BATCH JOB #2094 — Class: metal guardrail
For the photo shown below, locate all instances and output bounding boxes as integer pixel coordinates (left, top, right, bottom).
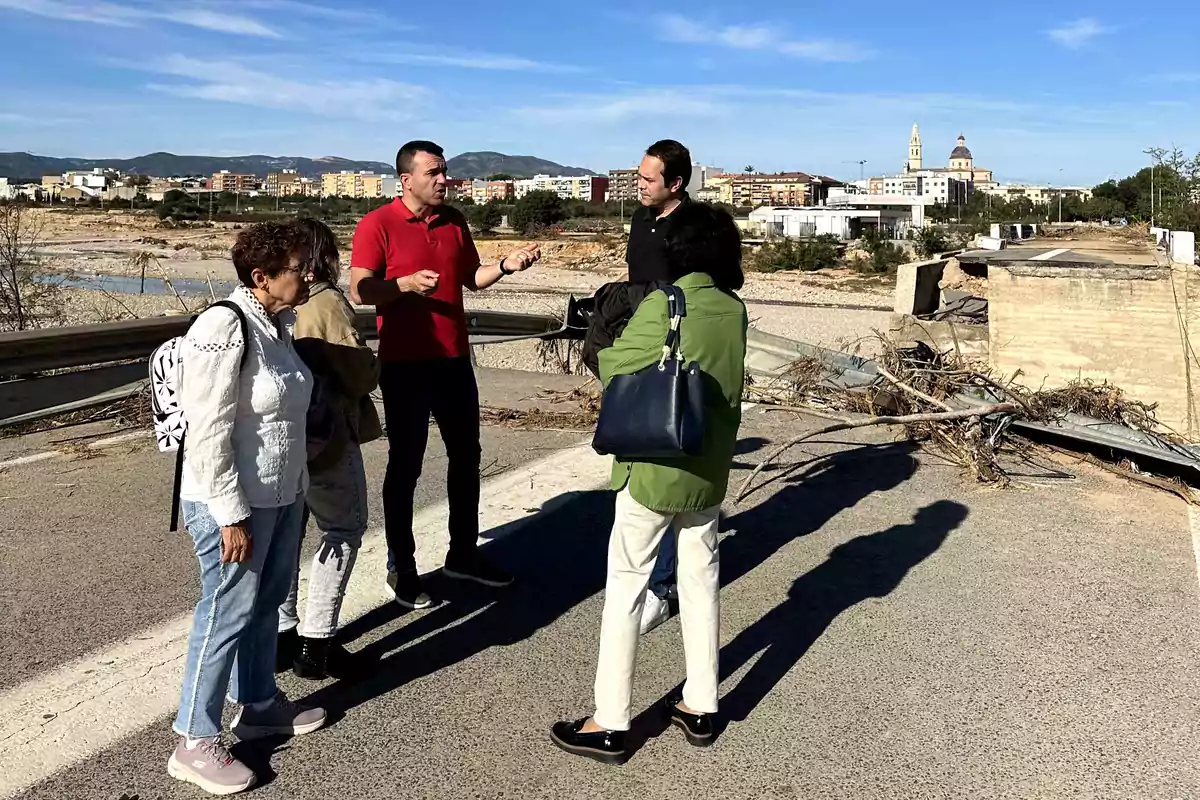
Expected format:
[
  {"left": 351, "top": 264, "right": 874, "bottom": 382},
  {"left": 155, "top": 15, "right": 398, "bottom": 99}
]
[{"left": 0, "top": 304, "right": 585, "bottom": 378}]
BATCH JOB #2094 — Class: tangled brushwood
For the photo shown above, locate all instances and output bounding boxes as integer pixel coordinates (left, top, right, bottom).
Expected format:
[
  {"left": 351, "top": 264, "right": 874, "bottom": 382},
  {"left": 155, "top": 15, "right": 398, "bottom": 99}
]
[
  {"left": 740, "top": 333, "right": 1183, "bottom": 501},
  {"left": 535, "top": 337, "right": 588, "bottom": 375},
  {"left": 480, "top": 386, "right": 600, "bottom": 431}
]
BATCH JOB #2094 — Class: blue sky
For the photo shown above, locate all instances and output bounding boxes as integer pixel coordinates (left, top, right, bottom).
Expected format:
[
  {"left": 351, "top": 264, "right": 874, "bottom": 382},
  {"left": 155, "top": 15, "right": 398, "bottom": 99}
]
[{"left": 0, "top": 0, "right": 1195, "bottom": 186}]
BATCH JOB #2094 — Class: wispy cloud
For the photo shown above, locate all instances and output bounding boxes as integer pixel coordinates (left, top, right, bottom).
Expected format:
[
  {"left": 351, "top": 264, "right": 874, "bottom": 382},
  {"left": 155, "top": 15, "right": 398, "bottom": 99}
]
[
  {"left": 363, "top": 51, "right": 583, "bottom": 73},
  {"left": 237, "top": 0, "right": 408, "bottom": 28},
  {"left": 520, "top": 89, "right": 721, "bottom": 124},
  {"left": 658, "top": 13, "right": 873, "bottom": 63},
  {"left": 0, "top": 0, "right": 281, "bottom": 37},
  {"left": 1047, "top": 17, "right": 1112, "bottom": 49},
  {"left": 1150, "top": 72, "right": 1200, "bottom": 83},
  {"left": 144, "top": 55, "right": 426, "bottom": 121}
]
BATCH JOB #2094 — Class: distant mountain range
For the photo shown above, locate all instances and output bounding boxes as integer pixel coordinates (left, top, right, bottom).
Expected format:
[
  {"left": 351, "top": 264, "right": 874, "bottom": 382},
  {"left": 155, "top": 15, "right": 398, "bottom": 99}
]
[
  {"left": 0, "top": 150, "right": 596, "bottom": 180},
  {"left": 445, "top": 151, "right": 595, "bottom": 179}
]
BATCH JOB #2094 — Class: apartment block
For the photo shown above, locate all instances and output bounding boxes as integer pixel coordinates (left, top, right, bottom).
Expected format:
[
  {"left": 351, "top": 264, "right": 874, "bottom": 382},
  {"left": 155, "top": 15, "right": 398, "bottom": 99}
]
[
  {"left": 977, "top": 183, "right": 1094, "bottom": 205},
  {"left": 321, "top": 171, "right": 392, "bottom": 198},
  {"left": 730, "top": 172, "right": 814, "bottom": 207},
  {"left": 469, "top": 180, "right": 516, "bottom": 204},
  {"left": 607, "top": 169, "right": 638, "bottom": 202},
  {"left": 695, "top": 175, "right": 734, "bottom": 205},
  {"left": 515, "top": 175, "right": 609, "bottom": 202},
  {"left": 265, "top": 169, "right": 315, "bottom": 197},
  {"left": 443, "top": 179, "right": 471, "bottom": 200},
  {"left": 211, "top": 171, "right": 259, "bottom": 193}
]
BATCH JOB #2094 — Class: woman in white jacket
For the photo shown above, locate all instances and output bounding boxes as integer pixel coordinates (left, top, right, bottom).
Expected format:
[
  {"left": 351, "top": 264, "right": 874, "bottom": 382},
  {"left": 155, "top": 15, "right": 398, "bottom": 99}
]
[{"left": 168, "top": 221, "right": 326, "bottom": 796}]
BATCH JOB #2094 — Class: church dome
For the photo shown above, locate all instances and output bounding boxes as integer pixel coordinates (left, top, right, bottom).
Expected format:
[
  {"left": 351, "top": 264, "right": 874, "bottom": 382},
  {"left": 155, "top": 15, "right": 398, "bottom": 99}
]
[{"left": 950, "top": 135, "right": 972, "bottom": 160}]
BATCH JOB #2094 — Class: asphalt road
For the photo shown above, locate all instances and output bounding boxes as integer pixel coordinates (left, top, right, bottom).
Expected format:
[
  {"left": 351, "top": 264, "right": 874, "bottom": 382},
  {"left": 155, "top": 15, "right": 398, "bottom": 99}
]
[{"left": 2, "top": 371, "right": 1199, "bottom": 799}]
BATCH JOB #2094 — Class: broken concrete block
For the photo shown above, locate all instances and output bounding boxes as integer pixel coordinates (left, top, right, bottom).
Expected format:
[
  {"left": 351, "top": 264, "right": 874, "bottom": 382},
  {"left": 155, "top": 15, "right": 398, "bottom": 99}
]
[{"left": 1171, "top": 231, "right": 1196, "bottom": 265}]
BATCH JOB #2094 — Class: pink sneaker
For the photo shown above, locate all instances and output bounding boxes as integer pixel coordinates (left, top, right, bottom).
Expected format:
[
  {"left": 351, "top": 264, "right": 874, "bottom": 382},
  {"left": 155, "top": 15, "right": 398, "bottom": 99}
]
[{"left": 167, "top": 736, "right": 256, "bottom": 796}]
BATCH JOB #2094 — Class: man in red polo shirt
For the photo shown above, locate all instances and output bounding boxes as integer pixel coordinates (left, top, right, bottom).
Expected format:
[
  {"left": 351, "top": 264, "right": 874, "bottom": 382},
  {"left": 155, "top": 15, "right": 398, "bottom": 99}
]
[{"left": 350, "top": 139, "right": 540, "bottom": 608}]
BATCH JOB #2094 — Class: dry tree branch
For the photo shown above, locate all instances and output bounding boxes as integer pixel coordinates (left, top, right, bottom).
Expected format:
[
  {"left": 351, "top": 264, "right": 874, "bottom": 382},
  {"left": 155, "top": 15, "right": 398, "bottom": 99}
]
[
  {"left": 876, "top": 363, "right": 955, "bottom": 412},
  {"left": 735, "top": 403, "right": 1018, "bottom": 503}
]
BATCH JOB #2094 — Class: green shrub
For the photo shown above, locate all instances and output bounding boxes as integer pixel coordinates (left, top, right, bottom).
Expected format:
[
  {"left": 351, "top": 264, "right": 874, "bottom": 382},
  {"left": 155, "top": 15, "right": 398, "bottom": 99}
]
[
  {"left": 750, "top": 234, "right": 841, "bottom": 273},
  {"left": 510, "top": 190, "right": 565, "bottom": 234},
  {"left": 855, "top": 228, "right": 908, "bottom": 274},
  {"left": 914, "top": 226, "right": 950, "bottom": 258}
]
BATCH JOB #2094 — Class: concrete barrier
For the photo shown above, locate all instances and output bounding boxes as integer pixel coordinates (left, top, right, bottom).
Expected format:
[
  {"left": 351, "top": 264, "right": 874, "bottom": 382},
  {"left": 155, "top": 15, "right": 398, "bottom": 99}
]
[
  {"left": 1170, "top": 231, "right": 1196, "bottom": 266},
  {"left": 893, "top": 257, "right": 952, "bottom": 316}
]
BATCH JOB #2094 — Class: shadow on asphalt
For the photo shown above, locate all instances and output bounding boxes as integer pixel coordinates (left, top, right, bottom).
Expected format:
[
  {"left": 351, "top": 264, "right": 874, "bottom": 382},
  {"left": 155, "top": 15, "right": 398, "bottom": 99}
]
[{"left": 293, "top": 440, "right": 936, "bottom": 762}]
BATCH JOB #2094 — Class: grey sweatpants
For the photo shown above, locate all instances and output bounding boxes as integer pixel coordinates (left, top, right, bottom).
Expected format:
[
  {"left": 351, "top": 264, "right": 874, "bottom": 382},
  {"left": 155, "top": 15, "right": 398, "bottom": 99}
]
[{"left": 278, "top": 442, "right": 368, "bottom": 639}]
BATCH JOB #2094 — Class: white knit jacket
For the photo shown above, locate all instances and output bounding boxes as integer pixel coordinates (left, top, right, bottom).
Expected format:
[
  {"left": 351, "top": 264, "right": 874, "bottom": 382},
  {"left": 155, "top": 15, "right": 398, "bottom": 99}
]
[{"left": 179, "top": 286, "right": 312, "bottom": 526}]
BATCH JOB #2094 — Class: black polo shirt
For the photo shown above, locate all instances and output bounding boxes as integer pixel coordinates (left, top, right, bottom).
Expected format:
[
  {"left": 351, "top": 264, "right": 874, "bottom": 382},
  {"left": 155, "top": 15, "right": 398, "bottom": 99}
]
[{"left": 625, "top": 195, "right": 689, "bottom": 284}]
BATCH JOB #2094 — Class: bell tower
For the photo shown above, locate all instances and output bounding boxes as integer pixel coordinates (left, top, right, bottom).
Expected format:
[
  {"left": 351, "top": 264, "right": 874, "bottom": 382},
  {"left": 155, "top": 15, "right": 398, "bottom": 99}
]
[{"left": 907, "top": 123, "right": 923, "bottom": 173}]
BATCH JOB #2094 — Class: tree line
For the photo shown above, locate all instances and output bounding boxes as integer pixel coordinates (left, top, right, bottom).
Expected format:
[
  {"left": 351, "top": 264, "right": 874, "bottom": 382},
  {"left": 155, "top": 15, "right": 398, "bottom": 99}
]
[{"left": 927, "top": 146, "right": 1200, "bottom": 232}]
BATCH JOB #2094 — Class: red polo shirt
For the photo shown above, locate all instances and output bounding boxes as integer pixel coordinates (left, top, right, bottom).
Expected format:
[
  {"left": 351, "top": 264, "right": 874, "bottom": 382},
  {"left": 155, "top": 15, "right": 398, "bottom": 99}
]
[{"left": 350, "top": 199, "right": 480, "bottom": 362}]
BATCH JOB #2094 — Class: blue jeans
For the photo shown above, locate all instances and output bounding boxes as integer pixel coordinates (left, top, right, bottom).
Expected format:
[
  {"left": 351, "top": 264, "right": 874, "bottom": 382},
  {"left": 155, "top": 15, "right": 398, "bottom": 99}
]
[
  {"left": 174, "top": 498, "right": 306, "bottom": 738},
  {"left": 649, "top": 526, "right": 676, "bottom": 599}
]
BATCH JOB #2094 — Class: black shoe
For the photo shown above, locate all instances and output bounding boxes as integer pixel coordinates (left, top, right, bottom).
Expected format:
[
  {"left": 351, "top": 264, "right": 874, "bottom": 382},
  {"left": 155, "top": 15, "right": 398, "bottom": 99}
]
[
  {"left": 293, "top": 636, "right": 356, "bottom": 681},
  {"left": 386, "top": 569, "right": 434, "bottom": 609},
  {"left": 275, "top": 627, "right": 300, "bottom": 674},
  {"left": 550, "top": 718, "right": 628, "bottom": 765},
  {"left": 443, "top": 553, "right": 513, "bottom": 588},
  {"left": 663, "top": 694, "right": 715, "bottom": 747}
]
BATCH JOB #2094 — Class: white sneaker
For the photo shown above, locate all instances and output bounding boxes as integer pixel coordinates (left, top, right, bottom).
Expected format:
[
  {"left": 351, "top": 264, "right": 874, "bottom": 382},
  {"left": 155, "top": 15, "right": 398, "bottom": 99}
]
[{"left": 640, "top": 592, "right": 671, "bottom": 635}]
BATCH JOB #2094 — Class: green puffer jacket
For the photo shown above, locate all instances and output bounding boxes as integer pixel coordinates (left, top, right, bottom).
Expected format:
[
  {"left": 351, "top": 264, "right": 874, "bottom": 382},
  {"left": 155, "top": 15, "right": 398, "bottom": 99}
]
[{"left": 598, "top": 272, "right": 748, "bottom": 512}]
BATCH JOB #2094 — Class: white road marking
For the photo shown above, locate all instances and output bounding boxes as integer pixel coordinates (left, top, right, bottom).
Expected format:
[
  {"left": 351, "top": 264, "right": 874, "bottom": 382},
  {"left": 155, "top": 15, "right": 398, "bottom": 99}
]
[
  {"left": 1188, "top": 500, "right": 1200, "bottom": 600},
  {"left": 0, "top": 431, "right": 150, "bottom": 471},
  {"left": 1030, "top": 248, "right": 1070, "bottom": 262},
  {"left": 0, "top": 440, "right": 611, "bottom": 797}
]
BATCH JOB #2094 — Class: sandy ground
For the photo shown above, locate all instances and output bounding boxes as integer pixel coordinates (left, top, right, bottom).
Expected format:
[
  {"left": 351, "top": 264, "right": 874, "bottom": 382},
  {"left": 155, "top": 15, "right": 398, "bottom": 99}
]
[{"left": 30, "top": 209, "right": 896, "bottom": 371}]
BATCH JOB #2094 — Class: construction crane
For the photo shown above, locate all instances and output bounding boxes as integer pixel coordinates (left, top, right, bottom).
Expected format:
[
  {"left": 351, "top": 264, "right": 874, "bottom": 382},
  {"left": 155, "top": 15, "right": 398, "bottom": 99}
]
[{"left": 843, "top": 159, "right": 868, "bottom": 181}]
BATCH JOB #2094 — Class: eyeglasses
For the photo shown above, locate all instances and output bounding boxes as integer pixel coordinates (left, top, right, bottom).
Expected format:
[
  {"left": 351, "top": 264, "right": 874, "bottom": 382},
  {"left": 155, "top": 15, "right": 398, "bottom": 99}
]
[{"left": 278, "top": 264, "right": 315, "bottom": 283}]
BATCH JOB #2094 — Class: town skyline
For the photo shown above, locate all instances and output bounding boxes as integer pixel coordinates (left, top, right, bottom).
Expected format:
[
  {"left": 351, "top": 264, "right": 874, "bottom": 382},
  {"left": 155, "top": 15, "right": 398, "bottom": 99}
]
[{"left": 0, "top": 0, "right": 1196, "bottom": 186}]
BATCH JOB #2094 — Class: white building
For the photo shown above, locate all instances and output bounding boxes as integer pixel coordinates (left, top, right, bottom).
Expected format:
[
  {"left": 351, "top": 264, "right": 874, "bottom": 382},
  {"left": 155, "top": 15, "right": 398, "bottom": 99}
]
[
  {"left": 881, "top": 172, "right": 967, "bottom": 206},
  {"left": 0, "top": 178, "right": 11, "bottom": 200},
  {"left": 690, "top": 163, "right": 723, "bottom": 192},
  {"left": 513, "top": 174, "right": 604, "bottom": 202},
  {"left": 64, "top": 169, "right": 110, "bottom": 193},
  {"left": 977, "top": 183, "right": 1093, "bottom": 205},
  {"left": 748, "top": 206, "right": 913, "bottom": 241}
]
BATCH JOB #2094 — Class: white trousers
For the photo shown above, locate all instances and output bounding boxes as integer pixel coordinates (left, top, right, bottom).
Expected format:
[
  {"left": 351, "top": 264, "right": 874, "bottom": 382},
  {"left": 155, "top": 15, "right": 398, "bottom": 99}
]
[{"left": 593, "top": 487, "right": 721, "bottom": 732}]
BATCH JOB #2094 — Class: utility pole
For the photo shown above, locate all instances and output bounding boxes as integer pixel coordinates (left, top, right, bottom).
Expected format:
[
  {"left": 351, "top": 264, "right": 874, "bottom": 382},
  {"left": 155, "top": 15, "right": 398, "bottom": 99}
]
[
  {"left": 1058, "top": 168, "right": 1064, "bottom": 224},
  {"left": 1143, "top": 148, "right": 1159, "bottom": 227},
  {"left": 843, "top": 159, "right": 868, "bottom": 182}
]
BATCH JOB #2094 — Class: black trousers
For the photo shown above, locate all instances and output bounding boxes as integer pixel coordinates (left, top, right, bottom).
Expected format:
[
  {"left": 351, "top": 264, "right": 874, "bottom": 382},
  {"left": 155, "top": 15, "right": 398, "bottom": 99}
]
[{"left": 379, "top": 357, "right": 481, "bottom": 574}]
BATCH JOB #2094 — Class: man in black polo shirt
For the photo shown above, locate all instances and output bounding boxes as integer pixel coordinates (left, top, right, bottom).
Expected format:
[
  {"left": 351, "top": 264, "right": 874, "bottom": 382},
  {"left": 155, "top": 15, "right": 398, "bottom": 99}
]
[
  {"left": 622, "top": 139, "right": 693, "bottom": 634},
  {"left": 625, "top": 139, "right": 691, "bottom": 284}
]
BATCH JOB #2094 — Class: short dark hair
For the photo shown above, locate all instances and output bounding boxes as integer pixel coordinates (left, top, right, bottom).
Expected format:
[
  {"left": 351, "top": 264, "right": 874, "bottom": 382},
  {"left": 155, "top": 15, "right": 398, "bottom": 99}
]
[
  {"left": 296, "top": 217, "right": 341, "bottom": 285},
  {"left": 645, "top": 139, "right": 692, "bottom": 193},
  {"left": 664, "top": 202, "right": 744, "bottom": 292},
  {"left": 396, "top": 140, "right": 445, "bottom": 175},
  {"left": 231, "top": 220, "right": 309, "bottom": 288}
]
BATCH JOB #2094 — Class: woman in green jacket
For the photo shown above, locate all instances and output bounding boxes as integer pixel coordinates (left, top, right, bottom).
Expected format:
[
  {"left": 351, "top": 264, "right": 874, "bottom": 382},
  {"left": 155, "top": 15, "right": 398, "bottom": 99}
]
[
  {"left": 552, "top": 202, "right": 748, "bottom": 764},
  {"left": 277, "top": 218, "right": 382, "bottom": 680}
]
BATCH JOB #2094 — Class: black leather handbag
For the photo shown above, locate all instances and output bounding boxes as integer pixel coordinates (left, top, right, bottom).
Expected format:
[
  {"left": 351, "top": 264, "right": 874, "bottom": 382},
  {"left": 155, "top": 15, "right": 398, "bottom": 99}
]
[{"left": 592, "top": 285, "right": 706, "bottom": 459}]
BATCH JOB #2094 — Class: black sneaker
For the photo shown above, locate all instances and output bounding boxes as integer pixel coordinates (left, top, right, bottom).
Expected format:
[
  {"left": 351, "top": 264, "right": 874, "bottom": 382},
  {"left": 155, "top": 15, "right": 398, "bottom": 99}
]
[
  {"left": 385, "top": 569, "right": 434, "bottom": 609},
  {"left": 276, "top": 627, "right": 301, "bottom": 673},
  {"left": 443, "top": 553, "right": 513, "bottom": 588}
]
